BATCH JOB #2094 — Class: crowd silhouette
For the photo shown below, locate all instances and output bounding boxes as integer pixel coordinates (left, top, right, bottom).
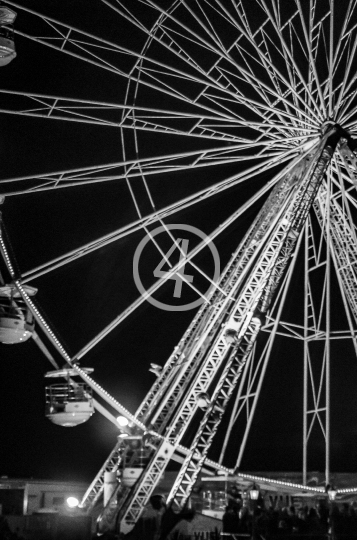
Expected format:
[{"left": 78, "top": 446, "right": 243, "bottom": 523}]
[{"left": 223, "top": 499, "right": 357, "bottom": 539}]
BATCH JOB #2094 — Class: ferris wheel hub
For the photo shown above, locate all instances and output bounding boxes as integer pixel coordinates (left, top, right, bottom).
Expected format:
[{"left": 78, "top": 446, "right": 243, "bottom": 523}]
[{"left": 320, "top": 120, "right": 342, "bottom": 136}]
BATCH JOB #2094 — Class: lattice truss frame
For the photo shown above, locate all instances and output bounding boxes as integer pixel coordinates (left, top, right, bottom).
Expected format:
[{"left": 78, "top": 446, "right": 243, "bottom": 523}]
[
  {"left": 219, "top": 142, "right": 357, "bottom": 486},
  {"left": 75, "top": 131, "right": 357, "bottom": 536}
]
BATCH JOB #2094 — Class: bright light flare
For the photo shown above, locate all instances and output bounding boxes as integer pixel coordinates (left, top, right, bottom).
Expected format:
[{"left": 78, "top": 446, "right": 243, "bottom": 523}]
[
  {"left": 116, "top": 415, "right": 129, "bottom": 427},
  {"left": 66, "top": 497, "right": 79, "bottom": 508}
]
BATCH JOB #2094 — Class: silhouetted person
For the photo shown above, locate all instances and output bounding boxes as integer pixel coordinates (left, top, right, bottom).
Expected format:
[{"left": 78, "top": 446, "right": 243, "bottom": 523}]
[
  {"left": 222, "top": 505, "right": 239, "bottom": 535},
  {"left": 124, "top": 494, "right": 195, "bottom": 540}
]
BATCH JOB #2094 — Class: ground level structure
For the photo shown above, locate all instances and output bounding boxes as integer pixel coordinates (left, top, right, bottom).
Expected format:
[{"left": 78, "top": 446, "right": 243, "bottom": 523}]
[{"left": 2, "top": 472, "right": 357, "bottom": 538}]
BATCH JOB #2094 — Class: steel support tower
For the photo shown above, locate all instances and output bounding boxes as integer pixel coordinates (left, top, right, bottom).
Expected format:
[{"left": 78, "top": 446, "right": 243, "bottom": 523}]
[{"left": 74, "top": 127, "right": 355, "bottom": 536}]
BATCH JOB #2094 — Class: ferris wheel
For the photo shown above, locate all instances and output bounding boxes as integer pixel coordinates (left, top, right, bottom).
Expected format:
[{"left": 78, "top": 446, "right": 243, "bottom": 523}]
[{"left": 1, "top": 0, "right": 357, "bottom": 535}]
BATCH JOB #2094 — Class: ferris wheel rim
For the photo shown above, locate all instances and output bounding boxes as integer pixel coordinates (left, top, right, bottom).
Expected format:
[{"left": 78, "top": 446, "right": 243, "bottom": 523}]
[
  {"left": 0, "top": 1, "right": 355, "bottom": 342},
  {"left": 0, "top": 0, "right": 354, "bottom": 357}
]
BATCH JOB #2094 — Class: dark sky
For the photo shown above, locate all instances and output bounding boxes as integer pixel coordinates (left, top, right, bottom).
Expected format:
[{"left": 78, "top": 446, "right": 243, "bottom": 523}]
[{"left": 0, "top": 0, "right": 357, "bottom": 486}]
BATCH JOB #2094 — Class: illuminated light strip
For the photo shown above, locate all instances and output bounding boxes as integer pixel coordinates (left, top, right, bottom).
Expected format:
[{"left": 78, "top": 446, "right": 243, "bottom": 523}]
[
  {"left": 2, "top": 227, "right": 348, "bottom": 493},
  {"left": 2, "top": 229, "right": 345, "bottom": 492},
  {"left": 13, "top": 279, "right": 357, "bottom": 494},
  {"left": 16, "top": 277, "right": 148, "bottom": 430},
  {"left": 0, "top": 226, "right": 239, "bottom": 467},
  {"left": 0, "top": 229, "right": 246, "bottom": 475},
  {"left": 0, "top": 234, "right": 16, "bottom": 278},
  {"left": 235, "top": 473, "right": 326, "bottom": 493},
  {"left": 0, "top": 222, "right": 148, "bottom": 431},
  {"left": 203, "top": 468, "right": 357, "bottom": 495}
]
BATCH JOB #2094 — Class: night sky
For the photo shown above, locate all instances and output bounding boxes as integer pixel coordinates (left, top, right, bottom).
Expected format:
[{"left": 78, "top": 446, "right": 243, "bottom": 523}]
[{"left": 0, "top": 0, "right": 357, "bottom": 486}]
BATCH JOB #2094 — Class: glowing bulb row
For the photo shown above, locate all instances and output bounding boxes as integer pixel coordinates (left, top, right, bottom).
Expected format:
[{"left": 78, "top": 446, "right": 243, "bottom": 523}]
[
  {"left": 237, "top": 473, "right": 326, "bottom": 493},
  {"left": 16, "top": 280, "right": 71, "bottom": 358},
  {"left": 0, "top": 234, "right": 16, "bottom": 279},
  {"left": 0, "top": 230, "right": 147, "bottom": 432}
]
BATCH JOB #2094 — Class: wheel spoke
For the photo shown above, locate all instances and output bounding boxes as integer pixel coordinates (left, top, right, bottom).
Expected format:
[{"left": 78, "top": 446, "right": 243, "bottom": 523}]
[{"left": 2, "top": 0, "right": 357, "bottom": 495}]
